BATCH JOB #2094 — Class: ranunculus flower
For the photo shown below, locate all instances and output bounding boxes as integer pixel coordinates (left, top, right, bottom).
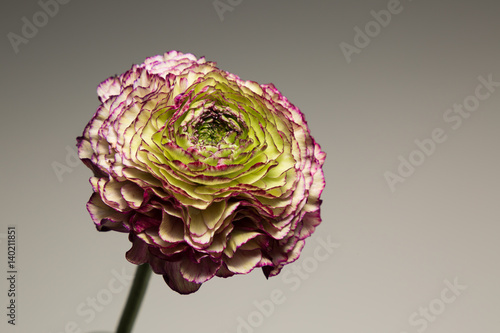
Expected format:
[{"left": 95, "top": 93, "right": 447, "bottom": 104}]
[{"left": 77, "top": 51, "right": 326, "bottom": 294}]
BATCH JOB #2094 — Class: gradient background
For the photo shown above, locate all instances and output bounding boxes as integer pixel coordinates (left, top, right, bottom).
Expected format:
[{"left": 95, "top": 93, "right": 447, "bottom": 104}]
[{"left": 1, "top": 1, "right": 499, "bottom": 332}]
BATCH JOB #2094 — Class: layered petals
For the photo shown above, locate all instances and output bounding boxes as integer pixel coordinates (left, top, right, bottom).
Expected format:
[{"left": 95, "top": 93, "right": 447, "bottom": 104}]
[{"left": 77, "top": 51, "right": 326, "bottom": 294}]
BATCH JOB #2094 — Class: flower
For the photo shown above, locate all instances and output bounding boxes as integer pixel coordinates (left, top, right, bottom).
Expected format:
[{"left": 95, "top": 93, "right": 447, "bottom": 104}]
[{"left": 77, "top": 51, "right": 326, "bottom": 294}]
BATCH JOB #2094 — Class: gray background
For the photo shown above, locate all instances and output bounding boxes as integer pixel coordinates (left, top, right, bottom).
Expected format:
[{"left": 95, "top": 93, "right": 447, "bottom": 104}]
[{"left": 1, "top": 0, "right": 499, "bottom": 332}]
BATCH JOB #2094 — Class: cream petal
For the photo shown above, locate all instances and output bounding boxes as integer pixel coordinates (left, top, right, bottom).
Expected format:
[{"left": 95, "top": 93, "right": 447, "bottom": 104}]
[
  {"left": 97, "top": 77, "right": 121, "bottom": 102},
  {"left": 121, "top": 182, "right": 144, "bottom": 209},
  {"left": 225, "top": 249, "right": 262, "bottom": 274},
  {"left": 224, "top": 229, "right": 261, "bottom": 258},
  {"left": 159, "top": 211, "right": 185, "bottom": 243}
]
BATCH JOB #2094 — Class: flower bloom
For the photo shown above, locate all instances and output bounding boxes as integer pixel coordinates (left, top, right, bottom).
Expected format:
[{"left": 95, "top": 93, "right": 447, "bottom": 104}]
[{"left": 77, "top": 51, "right": 326, "bottom": 294}]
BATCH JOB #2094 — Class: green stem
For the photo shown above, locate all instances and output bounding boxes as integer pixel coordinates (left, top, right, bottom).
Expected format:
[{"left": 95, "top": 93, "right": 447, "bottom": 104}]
[{"left": 116, "top": 264, "right": 152, "bottom": 333}]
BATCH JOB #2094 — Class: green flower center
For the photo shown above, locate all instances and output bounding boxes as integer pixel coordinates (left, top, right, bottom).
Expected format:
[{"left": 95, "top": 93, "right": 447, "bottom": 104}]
[
  {"left": 196, "top": 114, "right": 230, "bottom": 145},
  {"left": 192, "top": 106, "right": 243, "bottom": 147}
]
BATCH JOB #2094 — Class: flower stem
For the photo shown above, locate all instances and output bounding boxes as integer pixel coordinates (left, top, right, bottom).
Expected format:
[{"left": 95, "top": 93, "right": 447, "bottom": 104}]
[{"left": 116, "top": 264, "right": 152, "bottom": 333}]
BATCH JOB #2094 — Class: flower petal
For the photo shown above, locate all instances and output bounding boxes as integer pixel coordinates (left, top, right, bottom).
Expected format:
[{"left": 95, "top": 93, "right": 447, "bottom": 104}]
[{"left": 163, "top": 261, "right": 202, "bottom": 295}]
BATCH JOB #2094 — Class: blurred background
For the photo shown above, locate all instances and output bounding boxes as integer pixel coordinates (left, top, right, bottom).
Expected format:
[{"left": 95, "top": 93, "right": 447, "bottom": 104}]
[{"left": 0, "top": 0, "right": 498, "bottom": 332}]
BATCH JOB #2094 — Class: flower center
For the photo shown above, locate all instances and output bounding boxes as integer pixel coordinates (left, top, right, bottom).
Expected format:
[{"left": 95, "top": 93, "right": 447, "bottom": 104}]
[
  {"left": 192, "top": 106, "right": 242, "bottom": 147},
  {"left": 196, "top": 114, "right": 230, "bottom": 145}
]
